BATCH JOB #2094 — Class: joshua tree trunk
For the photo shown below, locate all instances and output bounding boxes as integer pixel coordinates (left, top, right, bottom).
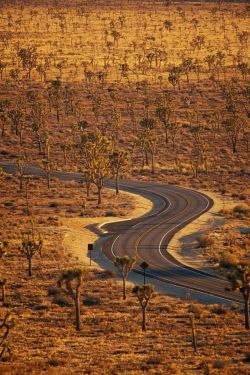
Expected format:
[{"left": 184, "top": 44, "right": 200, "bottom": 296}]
[
  {"left": 244, "top": 293, "right": 249, "bottom": 330},
  {"left": 28, "top": 256, "right": 32, "bottom": 276},
  {"left": 47, "top": 172, "right": 51, "bottom": 189},
  {"left": 151, "top": 152, "right": 155, "bottom": 174},
  {"left": 56, "top": 106, "right": 60, "bottom": 122},
  {"left": 142, "top": 306, "right": 146, "bottom": 331},
  {"left": 115, "top": 173, "right": 119, "bottom": 195},
  {"left": 97, "top": 186, "right": 102, "bottom": 205},
  {"left": 75, "top": 290, "right": 81, "bottom": 331},
  {"left": 25, "top": 179, "right": 30, "bottom": 215},
  {"left": 1, "top": 283, "right": 6, "bottom": 305},
  {"left": 122, "top": 276, "right": 126, "bottom": 300},
  {"left": 86, "top": 180, "right": 90, "bottom": 197}
]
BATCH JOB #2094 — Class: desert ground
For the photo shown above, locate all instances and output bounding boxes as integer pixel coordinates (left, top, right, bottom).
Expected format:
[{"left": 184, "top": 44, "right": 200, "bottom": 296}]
[{"left": 0, "top": 0, "right": 249, "bottom": 373}]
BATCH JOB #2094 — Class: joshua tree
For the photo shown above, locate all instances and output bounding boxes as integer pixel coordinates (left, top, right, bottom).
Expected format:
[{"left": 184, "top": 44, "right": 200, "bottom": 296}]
[
  {"left": 156, "top": 101, "right": 173, "bottom": 145},
  {"left": 110, "top": 150, "right": 128, "bottom": 194},
  {"left": 57, "top": 267, "right": 88, "bottom": 331},
  {"left": 114, "top": 256, "right": 136, "bottom": 300},
  {"left": 189, "top": 314, "right": 197, "bottom": 352},
  {"left": 19, "top": 231, "right": 43, "bottom": 276},
  {"left": 132, "top": 284, "right": 155, "bottom": 331},
  {"left": 81, "top": 132, "right": 112, "bottom": 205},
  {"left": 228, "top": 263, "right": 250, "bottom": 330},
  {"left": 47, "top": 77, "right": 63, "bottom": 122},
  {"left": 0, "top": 311, "right": 16, "bottom": 361},
  {"left": 42, "top": 158, "right": 56, "bottom": 189}
]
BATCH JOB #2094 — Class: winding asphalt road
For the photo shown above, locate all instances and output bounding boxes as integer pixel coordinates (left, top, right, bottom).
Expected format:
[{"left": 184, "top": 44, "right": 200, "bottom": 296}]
[{"left": 0, "top": 162, "right": 241, "bottom": 304}]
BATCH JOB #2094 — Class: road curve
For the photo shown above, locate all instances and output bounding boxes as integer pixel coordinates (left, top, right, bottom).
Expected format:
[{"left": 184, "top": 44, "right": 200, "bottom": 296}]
[{"left": 0, "top": 162, "right": 241, "bottom": 304}]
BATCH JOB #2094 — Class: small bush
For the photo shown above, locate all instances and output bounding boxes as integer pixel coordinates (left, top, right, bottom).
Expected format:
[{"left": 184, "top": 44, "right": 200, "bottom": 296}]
[
  {"left": 49, "top": 201, "right": 59, "bottom": 208},
  {"left": 52, "top": 295, "right": 71, "bottom": 307},
  {"left": 244, "top": 353, "right": 250, "bottom": 363},
  {"left": 210, "top": 304, "right": 228, "bottom": 315},
  {"left": 105, "top": 210, "right": 116, "bottom": 217},
  {"left": 213, "top": 359, "right": 227, "bottom": 369},
  {"left": 233, "top": 204, "right": 249, "bottom": 215},
  {"left": 146, "top": 355, "right": 162, "bottom": 365},
  {"left": 220, "top": 254, "right": 239, "bottom": 268},
  {"left": 97, "top": 269, "right": 116, "bottom": 279},
  {"left": 83, "top": 296, "right": 101, "bottom": 306},
  {"left": 196, "top": 233, "right": 214, "bottom": 248},
  {"left": 47, "top": 286, "right": 61, "bottom": 296},
  {"left": 239, "top": 194, "right": 247, "bottom": 201},
  {"left": 3, "top": 201, "right": 14, "bottom": 207}
]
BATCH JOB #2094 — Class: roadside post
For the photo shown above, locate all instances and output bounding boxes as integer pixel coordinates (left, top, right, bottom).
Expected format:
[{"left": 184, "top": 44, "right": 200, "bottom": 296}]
[
  {"left": 140, "top": 261, "right": 149, "bottom": 285},
  {"left": 88, "top": 243, "right": 94, "bottom": 266}
]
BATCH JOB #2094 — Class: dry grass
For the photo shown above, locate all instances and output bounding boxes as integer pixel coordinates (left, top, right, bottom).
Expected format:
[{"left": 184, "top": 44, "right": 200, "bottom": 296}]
[
  {"left": 0, "top": 1, "right": 249, "bottom": 373},
  {"left": 0, "top": 237, "right": 250, "bottom": 375}
]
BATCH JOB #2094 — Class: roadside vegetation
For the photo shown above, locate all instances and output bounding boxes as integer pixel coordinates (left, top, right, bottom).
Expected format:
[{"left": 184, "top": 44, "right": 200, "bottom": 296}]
[{"left": 0, "top": 0, "right": 249, "bottom": 373}]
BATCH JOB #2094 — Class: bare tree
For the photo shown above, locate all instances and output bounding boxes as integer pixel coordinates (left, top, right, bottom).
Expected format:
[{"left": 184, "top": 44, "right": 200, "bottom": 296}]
[{"left": 58, "top": 267, "right": 88, "bottom": 331}]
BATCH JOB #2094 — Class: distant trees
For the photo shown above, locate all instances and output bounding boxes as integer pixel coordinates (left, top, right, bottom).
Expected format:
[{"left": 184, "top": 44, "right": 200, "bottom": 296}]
[
  {"left": 132, "top": 284, "right": 155, "bottom": 331},
  {"left": 114, "top": 256, "right": 136, "bottom": 300},
  {"left": 58, "top": 267, "right": 88, "bottom": 331},
  {"left": 17, "top": 46, "right": 37, "bottom": 79}
]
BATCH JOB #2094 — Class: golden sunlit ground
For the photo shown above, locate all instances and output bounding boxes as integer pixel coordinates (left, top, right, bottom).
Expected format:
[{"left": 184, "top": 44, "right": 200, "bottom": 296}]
[{"left": 0, "top": 1, "right": 249, "bottom": 373}]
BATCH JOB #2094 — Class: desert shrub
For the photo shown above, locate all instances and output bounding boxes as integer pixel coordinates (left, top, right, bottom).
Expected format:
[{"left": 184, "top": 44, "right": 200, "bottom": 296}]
[
  {"left": 3, "top": 201, "right": 14, "bottom": 207},
  {"left": 220, "top": 254, "right": 239, "bottom": 268},
  {"left": 244, "top": 353, "right": 250, "bottom": 363},
  {"left": 83, "top": 296, "right": 101, "bottom": 306},
  {"left": 96, "top": 269, "right": 116, "bottom": 279},
  {"left": 239, "top": 194, "right": 247, "bottom": 201},
  {"left": 48, "top": 358, "right": 66, "bottom": 367},
  {"left": 49, "top": 202, "right": 59, "bottom": 208},
  {"left": 213, "top": 359, "right": 227, "bottom": 369},
  {"left": 196, "top": 233, "right": 214, "bottom": 248},
  {"left": 105, "top": 210, "right": 116, "bottom": 217},
  {"left": 33, "top": 304, "right": 49, "bottom": 311},
  {"left": 146, "top": 355, "right": 162, "bottom": 365},
  {"left": 52, "top": 294, "right": 71, "bottom": 307},
  {"left": 47, "top": 286, "right": 61, "bottom": 296},
  {"left": 233, "top": 204, "right": 249, "bottom": 216},
  {"left": 210, "top": 304, "right": 228, "bottom": 315}
]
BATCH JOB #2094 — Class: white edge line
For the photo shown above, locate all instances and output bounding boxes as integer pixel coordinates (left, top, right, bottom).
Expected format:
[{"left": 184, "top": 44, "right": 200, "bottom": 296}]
[{"left": 158, "top": 192, "right": 210, "bottom": 273}]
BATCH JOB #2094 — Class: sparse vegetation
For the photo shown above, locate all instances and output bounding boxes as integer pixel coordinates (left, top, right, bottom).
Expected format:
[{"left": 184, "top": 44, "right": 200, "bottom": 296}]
[{"left": 0, "top": 0, "right": 249, "bottom": 373}]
